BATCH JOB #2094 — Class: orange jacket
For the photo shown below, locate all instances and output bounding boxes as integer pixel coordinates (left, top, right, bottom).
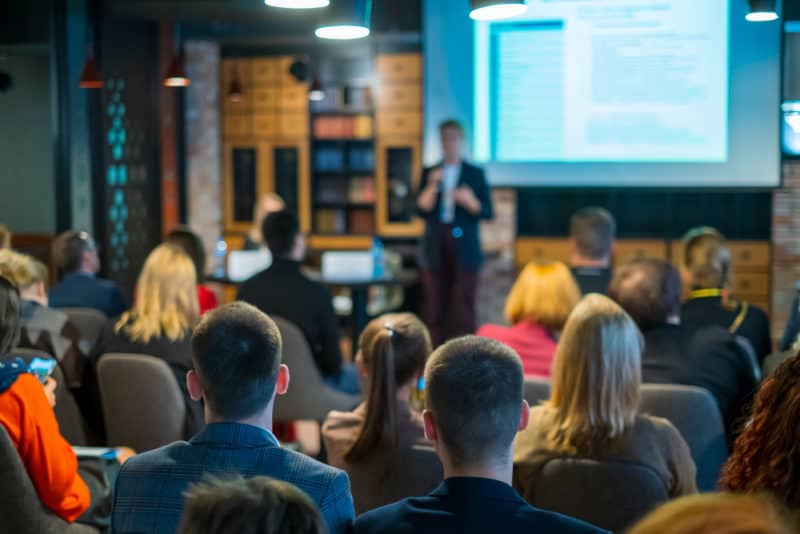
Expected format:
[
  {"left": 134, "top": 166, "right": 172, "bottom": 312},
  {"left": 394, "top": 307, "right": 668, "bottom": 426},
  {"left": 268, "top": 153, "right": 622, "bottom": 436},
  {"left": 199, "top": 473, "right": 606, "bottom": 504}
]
[{"left": 0, "top": 373, "right": 90, "bottom": 522}]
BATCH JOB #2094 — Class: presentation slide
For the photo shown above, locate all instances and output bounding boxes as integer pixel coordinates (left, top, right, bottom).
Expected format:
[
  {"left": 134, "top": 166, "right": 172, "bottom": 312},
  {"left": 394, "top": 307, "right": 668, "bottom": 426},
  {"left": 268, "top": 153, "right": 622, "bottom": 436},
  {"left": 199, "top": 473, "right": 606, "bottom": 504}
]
[{"left": 423, "top": 0, "right": 782, "bottom": 188}]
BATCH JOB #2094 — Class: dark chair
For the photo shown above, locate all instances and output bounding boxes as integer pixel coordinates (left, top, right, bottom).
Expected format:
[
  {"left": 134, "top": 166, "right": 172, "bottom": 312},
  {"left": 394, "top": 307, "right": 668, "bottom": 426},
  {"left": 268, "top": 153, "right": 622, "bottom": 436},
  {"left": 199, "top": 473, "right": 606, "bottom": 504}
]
[
  {"left": 344, "top": 444, "right": 443, "bottom": 515},
  {"left": 523, "top": 377, "right": 550, "bottom": 407},
  {"left": 0, "top": 425, "right": 97, "bottom": 533},
  {"left": 639, "top": 384, "right": 728, "bottom": 492},
  {"left": 61, "top": 308, "right": 107, "bottom": 354},
  {"left": 272, "top": 316, "right": 360, "bottom": 422},
  {"left": 533, "top": 458, "right": 668, "bottom": 533},
  {"left": 97, "top": 353, "right": 187, "bottom": 451},
  {"left": 7, "top": 348, "right": 88, "bottom": 446}
]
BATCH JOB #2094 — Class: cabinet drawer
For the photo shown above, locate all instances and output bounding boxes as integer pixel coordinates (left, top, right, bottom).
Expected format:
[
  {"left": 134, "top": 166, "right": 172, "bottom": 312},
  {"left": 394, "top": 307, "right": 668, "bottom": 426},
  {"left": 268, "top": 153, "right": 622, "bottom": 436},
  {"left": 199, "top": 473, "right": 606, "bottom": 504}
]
[
  {"left": 728, "top": 242, "right": 770, "bottom": 270},
  {"left": 514, "top": 238, "right": 570, "bottom": 269},
  {"left": 251, "top": 58, "right": 280, "bottom": 86},
  {"left": 222, "top": 58, "right": 251, "bottom": 89},
  {"left": 251, "top": 88, "right": 281, "bottom": 111},
  {"left": 223, "top": 115, "right": 252, "bottom": 138},
  {"left": 376, "top": 84, "right": 421, "bottom": 110},
  {"left": 376, "top": 112, "right": 422, "bottom": 136},
  {"left": 281, "top": 86, "right": 308, "bottom": 111},
  {"left": 377, "top": 54, "right": 422, "bottom": 82},
  {"left": 223, "top": 92, "right": 251, "bottom": 113},
  {"left": 280, "top": 113, "right": 309, "bottom": 138},
  {"left": 613, "top": 240, "right": 668, "bottom": 266},
  {"left": 252, "top": 114, "right": 279, "bottom": 138},
  {"left": 731, "top": 272, "right": 769, "bottom": 296}
]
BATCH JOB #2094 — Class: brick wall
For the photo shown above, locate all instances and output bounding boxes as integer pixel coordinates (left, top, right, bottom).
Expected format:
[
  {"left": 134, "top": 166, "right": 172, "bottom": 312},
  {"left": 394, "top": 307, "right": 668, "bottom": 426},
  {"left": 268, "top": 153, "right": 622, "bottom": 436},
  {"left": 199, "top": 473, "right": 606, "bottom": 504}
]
[
  {"left": 772, "top": 161, "right": 800, "bottom": 343},
  {"left": 185, "top": 41, "right": 222, "bottom": 272}
]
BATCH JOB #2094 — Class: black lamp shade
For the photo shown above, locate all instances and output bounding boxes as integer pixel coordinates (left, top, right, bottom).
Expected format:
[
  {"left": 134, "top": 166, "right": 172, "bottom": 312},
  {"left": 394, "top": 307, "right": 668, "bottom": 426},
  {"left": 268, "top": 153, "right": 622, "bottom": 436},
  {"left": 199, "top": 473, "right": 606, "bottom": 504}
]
[
  {"left": 79, "top": 48, "right": 103, "bottom": 89},
  {"left": 164, "top": 54, "right": 190, "bottom": 87},
  {"left": 315, "top": 0, "right": 372, "bottom": 40}
]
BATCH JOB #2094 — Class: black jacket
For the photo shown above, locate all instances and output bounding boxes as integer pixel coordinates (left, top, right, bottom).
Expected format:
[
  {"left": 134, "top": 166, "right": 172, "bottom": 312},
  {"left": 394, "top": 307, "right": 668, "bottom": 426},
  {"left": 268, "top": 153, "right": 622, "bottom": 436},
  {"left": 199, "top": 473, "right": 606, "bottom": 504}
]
[
  {"left": 237, "top": 258, "right": 343, "bottom": 378},
  {"left": 417, "top": 161, "right": 493, "bottom": 271}
]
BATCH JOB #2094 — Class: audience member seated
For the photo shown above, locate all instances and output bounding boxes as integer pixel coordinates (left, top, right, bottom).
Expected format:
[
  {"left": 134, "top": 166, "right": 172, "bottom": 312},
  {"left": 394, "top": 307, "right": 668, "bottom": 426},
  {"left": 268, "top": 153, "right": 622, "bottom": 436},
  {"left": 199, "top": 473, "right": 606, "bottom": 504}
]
[
  {"left": 112, "top": 302, "right": 354, "bottom": 534},
  {"left": 568, "top": 207, "right": 616, "bottom": 295},
  {"left": 0, "top": 224, "right": 10, "bottom": 249},
  {"left": 0, "top": 249, "right": 86, "bottom": 390},
  {"left": 92, "top": 244, "right": 204, "bottom": 437},
  {"left": 514, "top": 294, "right": 697, "bottom": 503},
  {"left": 609, "top": 258, "right": 759, "bottom": 438},
  {"left": 0, "top": 275, "right": 118, "bottom": 528},
  {"left": 238, "top": 210, "right": 359, "bottom": 394},
  {"left": 244, "top": 193, "right": 286, "bottom": 251},
  {"left": 323, "top": 313, "right": 439, "bottom": 510},
  {"left": 720, "top": 352, "right": 800, "bottom": 511},
  {"left": 628, "top": 493, "right": 796, "bottom": 534},
  {"left": 680, "top": 227, "right": 772, "bottom": 363},
  {"left": 353, "top": 335, "right": 607, "bottom": 534},
  {"left": 779, "top": 285, "right": 800, "bottom": 352},
  {"left": 477, "top": 262, "right": 580, "bottom": 378},
  {"left": 49, "top": 230, "right": 129, "bottom": 318},
  {"left": 178, "top": 476, "right": 326, "bottom": 534},
  {"left": 165, "top": 225, "right": 218, "bottom": 314}
]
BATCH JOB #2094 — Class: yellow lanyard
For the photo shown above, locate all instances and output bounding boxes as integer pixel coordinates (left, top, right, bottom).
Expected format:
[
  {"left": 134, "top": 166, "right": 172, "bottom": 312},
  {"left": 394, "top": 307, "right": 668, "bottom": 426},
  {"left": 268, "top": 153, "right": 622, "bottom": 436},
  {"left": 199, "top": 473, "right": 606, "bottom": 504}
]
[{"left": 688, "top": 288, "right": 724, "bottom": 300}]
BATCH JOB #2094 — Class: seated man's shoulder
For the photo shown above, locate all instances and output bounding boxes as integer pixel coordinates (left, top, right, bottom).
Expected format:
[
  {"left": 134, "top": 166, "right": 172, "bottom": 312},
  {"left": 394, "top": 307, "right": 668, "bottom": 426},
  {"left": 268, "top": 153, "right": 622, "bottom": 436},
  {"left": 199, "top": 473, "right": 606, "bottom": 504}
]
[
  {"left": 119, "top": 441, "right": 191, "bottom": 475},
  {"left": 352, "top": 497, "right": 423, "bottom": 533},
  {"left": 279, "top": 445, "right": 349, "bottom": 489},
  {"left": 517, "top": 504, "right": 609, "bottom": 533}
]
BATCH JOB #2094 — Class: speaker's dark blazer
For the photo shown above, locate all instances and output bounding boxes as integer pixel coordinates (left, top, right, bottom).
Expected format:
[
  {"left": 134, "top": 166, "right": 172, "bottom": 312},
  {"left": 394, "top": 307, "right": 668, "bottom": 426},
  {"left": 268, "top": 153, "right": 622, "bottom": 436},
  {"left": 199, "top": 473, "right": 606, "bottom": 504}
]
[{"left": 417, "top": 161, "right": 493, "bottom": 271}]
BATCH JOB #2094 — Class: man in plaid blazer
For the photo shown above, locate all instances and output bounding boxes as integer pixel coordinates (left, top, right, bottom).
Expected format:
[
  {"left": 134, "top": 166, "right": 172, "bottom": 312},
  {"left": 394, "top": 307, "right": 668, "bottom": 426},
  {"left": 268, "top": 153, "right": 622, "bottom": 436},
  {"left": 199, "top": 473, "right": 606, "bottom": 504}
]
[{"left": 111, "top": 302, "right": 355, "bottom": 534}]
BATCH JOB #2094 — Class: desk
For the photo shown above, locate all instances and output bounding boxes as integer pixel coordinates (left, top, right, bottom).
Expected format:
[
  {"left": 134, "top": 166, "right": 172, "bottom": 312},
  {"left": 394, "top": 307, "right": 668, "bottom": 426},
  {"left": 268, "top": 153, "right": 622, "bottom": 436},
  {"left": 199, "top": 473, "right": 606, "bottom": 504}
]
[{"left": 206, "top": 270, "right": 418, "bottom": 349}]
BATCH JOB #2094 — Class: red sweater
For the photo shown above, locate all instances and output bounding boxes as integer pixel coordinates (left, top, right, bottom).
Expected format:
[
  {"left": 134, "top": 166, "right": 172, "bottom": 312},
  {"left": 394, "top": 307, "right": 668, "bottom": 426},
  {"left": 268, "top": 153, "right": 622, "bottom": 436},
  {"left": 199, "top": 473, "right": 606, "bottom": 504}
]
[
  {"left": 477, "top": 320, "right": 558, "bottom": 378},
  {"left": 0, "top": 374, "right": 89, "bottom": 522}
]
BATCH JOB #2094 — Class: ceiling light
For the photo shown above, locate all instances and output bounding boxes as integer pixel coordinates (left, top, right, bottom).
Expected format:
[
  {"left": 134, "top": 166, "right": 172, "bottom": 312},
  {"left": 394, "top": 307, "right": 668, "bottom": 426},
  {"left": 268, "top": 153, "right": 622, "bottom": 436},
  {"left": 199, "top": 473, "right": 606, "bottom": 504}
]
[
  {"left": 163, "top": 24, "right": 190, "bottom": 88},
  {"left": 79, "top": 48, "right": 103, "bottom": 89},
  {"left": 745, "top": 0, "right": 779, "bottom": 22},
  {"left": 470, "top": 0, "right": 528, "bottom": 21},
  {"left": 265, "top": 0, "right": 330, "bottom": 7},
  {"left": 315, "top": 0, "right": 371, "bottom": 40}
]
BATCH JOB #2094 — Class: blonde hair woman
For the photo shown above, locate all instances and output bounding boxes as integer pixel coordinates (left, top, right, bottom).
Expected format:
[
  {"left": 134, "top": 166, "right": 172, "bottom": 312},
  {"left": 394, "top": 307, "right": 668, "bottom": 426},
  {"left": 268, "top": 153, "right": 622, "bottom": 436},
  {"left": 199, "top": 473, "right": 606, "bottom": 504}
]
[
  {"left": 477, "top": 261, "right": 580, "bottom": 378},
  {"left": 244, "top": 193, "right": 285, "bottom": 250},
  {"left": 92, "top": 244, "right": 204, "bottom": 437},
  {"left": 513, "top": 294, "right": 697, "bottom": 505},
  {"left": 680, "top": 226, "right": 771, "bottom": 362},
  {"left": 628, "top": 493, "right": 795, "bottom": 534}
]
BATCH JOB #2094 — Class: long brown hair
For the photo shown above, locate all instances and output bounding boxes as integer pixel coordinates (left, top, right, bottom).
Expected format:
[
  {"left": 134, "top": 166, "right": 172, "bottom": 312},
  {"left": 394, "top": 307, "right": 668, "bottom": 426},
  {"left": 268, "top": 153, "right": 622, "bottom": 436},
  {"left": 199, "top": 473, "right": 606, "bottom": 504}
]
[
  {"left": 345, "top": 313, "right": 431, "bottom": 464},
  {"left": 719, "top": 352, "right": 800, "bottom": 508}
]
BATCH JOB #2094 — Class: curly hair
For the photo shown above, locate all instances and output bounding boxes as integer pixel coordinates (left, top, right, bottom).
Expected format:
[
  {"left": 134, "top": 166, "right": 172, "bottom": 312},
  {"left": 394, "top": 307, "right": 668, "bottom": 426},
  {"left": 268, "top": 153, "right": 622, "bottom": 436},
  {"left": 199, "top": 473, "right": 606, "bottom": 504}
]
[{"left": 719, "top": 351, "right": 800, "bottom": 508}]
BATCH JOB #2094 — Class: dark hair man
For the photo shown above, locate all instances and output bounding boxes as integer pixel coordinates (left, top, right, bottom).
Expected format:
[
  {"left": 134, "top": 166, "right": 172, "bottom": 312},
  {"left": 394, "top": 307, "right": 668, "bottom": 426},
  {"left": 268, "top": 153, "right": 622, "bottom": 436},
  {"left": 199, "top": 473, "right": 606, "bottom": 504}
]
[
  {"left": 112, "top": 302, "right": 355, "bottom": 534},
  {"left": 568, "top": 207, "right": 616, "bottom": 295},
  {"left": 417, "top": 120, "right": 494, "bottom": 346},
  {"left": 237, "top": 210, "right": 359, "bottom": 394},
  {"left": 353, "top": 336, "right": 607, "bottom": 534},
  {"left": 609, "top": 258, "right": 759, "bottom": 444},
  {"left": 48, "top": 230, "right": 128, "bottom": 317}
]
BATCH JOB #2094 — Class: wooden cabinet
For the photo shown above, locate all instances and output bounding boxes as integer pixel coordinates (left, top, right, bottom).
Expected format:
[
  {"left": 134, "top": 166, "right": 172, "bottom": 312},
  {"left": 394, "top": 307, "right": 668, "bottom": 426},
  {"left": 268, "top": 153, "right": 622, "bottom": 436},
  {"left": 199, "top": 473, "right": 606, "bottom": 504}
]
[
  {"left": 377, "top": 53, "right": 422, "bottom": 82},
  {"left": 613, "top": 240, "right": 668, "bottom": 266},
  {"left": 514, "top": 238, "right": 571, "bottom": 270},
  {"left": 376, "top": 138, "right": 424, "bottom": 237}
]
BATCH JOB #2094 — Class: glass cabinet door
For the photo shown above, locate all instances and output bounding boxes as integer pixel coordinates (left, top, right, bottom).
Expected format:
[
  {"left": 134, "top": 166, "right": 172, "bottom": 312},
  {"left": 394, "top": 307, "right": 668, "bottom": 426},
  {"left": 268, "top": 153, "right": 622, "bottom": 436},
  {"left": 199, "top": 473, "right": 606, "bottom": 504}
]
[{"left": 376, "top": 138, "right": 423, "bottom": 236}]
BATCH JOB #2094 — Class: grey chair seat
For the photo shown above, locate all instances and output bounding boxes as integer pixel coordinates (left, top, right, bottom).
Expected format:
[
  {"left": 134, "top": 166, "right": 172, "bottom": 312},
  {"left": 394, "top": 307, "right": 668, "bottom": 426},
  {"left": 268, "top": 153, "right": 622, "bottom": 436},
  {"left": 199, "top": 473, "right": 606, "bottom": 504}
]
[
  {"left": 344, "top": 444, "right": 443, "bottom": 515},
  {"left": 61, "top": 308, "right": 108, "bottom": 354},
  {"left": 0, "top": 425, "right": 97, "bottom": 533},
  {"left": 523, "top": 379, "right": 728, "bottom": 492},
  {"left": 272, "top": 316, "right": 360, "bottom": 422},
  {"left": 533, "top": 458, "right": 668, "bottom": 533},
  {"left": 97, "top": 353, "right": 187, "bottom": 452}
]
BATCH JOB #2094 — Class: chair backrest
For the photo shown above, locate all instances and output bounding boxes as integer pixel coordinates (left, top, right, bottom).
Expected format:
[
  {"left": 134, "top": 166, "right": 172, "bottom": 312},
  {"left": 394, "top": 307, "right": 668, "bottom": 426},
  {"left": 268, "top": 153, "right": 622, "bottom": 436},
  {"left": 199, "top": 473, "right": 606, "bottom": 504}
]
[
  {"left": 272, "top": 316, "right": 360, "bottom": 422},
  {"left": 533, "top": 458, "right": 668, "bottom": 532},
  {"left": 523, "top": 378, "right": 551, "bottom": 407},
  {"left": 97, "top": 353, "right": 187, "bottom": 452},
  {"left": 60, "top": 308, "right": 107, "bottom": 354},
  {"left": 640, "top": 384, "right": 728, "bottom": 492},
  {"left": 6, "top": 349, "right": 88, "bottom": 446},
  {"left": 344, "top": 444, "right": 443, "bottom": 515},
  {"left": 0, "top": 425, "right": 97, "bottom": 533}
]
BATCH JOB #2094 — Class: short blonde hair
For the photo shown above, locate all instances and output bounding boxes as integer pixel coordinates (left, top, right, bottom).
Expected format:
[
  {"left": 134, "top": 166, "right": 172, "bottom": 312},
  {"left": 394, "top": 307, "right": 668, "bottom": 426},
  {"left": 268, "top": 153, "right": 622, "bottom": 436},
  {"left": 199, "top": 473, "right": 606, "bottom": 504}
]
[
  {"left": 504, "top": 262, "right": 581, "bottom": 329},
  {"left": 549, "top": 294, "right": 642, "bottom": 452},
  {"left": 117, "top": 244, "right": 199, "bottom": 343},
  {"left": 682, "top": 227, "right": 731, "bottom": 289},
  {"left": 628, "top": 493, "right": 796, "bottom": 534},
  {"left": 0, "top": 249, "right": 48, "bottom": 290}
]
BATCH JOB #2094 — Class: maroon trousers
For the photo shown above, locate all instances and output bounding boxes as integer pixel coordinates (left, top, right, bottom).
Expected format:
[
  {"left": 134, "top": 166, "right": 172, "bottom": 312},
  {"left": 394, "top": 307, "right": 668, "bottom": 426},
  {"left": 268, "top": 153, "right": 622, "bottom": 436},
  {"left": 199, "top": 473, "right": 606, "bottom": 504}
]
[{"left": 422, "top": 227, "right": 479, "bottom": 347}]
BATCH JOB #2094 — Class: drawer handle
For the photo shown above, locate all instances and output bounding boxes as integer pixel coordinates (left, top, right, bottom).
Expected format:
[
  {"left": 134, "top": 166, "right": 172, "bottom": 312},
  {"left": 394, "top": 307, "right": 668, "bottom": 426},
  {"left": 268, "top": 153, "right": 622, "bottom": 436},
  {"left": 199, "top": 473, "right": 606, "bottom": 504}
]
[{"left": 741, "top": 251, "right": 751, "bottom": 260}]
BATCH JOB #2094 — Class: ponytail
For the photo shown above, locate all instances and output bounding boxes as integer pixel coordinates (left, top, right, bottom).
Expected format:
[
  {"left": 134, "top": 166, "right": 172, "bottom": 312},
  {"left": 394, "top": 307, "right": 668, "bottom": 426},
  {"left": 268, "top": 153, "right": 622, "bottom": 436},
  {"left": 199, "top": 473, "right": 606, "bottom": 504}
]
[{"left": 345, "top": 325, "right": 398, "bottom": 464}]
